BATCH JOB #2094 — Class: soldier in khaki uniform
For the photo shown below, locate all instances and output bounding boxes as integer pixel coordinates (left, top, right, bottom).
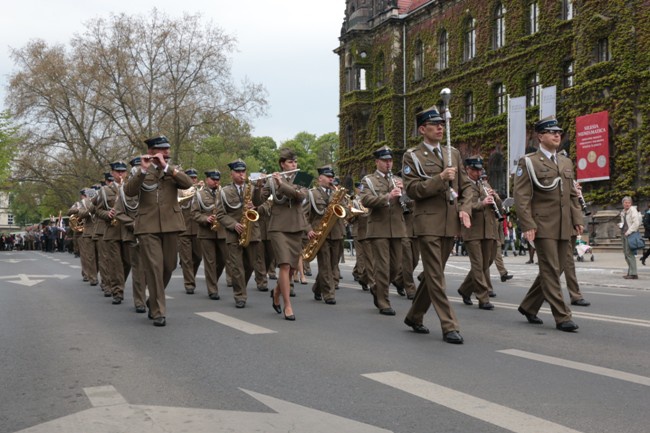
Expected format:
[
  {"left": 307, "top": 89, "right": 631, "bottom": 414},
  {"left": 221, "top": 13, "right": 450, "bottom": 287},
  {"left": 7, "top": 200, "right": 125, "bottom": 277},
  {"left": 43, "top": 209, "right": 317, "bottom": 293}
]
[
  {"left": 360, "top": 146, "right": 407, "bottom": 316},
  {"left": 77, "top": 186, "right": 100, "bottom": 286},
  {"left": 307, "top": 165, "right": 345, "bottom": 305},
  {"left": 350, "top": 183, "right": 373, "bottom": 291},
  {"left": 123, "top": 136, "right": 193, "bottom": 327},
  {"left": 457, "top": 157, "right": 501, "bottom": 310},
  {"left": 401, "top": 107, "right": 473, "bottom": 344},
  {"left": 192, "top": 170, "right": 228, "bottom": 300},
  {"left": 67, "top": 189, "right": 89, "bottom": 281},
  {"left": 254, "top": 199, "right": 274, "bottom": 291},
  {"left": 514, "top": 116, "right": 583, "bottom": 332},
  {"left": 216, "top": 159, "right": 263, "bottom": 308},
  {"left": 92, "top": 174, "right": 114, "bottom": 297},
  {"left": 95, "top": 161, "right": 131, "bottom": 305},
  {"left": 178, "top": 168, "right": 203, "bottom": 295},
  {"left": 392, "top": 175, "right": 418, "bottom": 300}
]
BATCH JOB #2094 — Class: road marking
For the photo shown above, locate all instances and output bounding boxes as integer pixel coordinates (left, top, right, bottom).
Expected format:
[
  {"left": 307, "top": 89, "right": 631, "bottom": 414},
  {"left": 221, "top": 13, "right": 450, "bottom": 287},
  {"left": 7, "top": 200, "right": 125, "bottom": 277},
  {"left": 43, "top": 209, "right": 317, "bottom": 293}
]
[
  {"left": 84, "top": 385, "right": 128, "bottom": 406},
  {"left": 363, "top": 371, "right": 583, "bottom": 433},
  {"left": 581, "top": 291, "right": 633, "bottom": 297},
  {"left": 196, "top": 311, "right": 277, "bottom": 335},
  {"left": 498, "top": 349, "right": 650, "bottom": 387}
]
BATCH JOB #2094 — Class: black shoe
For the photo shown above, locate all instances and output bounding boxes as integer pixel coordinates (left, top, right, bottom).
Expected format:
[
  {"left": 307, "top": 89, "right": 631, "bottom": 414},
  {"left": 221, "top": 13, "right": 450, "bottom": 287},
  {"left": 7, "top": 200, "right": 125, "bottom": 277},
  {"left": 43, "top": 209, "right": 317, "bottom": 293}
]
[
  {"left": 325, "top": 299, "right": 336, "bottom": 305},
  {"left": 185, "top": 289, "right": 195, "bottom": 295},
  {"left": 458, "top": 289, "right": 473, "bottom": 305},
  {"left": 268, "top": 274, "right": 277, "bottom": 280},
  {"left": 82, "top": 277, "right": 89, "bottom": 282},
  {"left": 478, "top": 302, "right": 494, "bottom": 310},
  {"left": 379, "top": 307, "right": 396, "bottom": 316},
  {"left": 90, "top": 281, "right": 98, "bottom": 286},
  {"left": 500, "top": 273, "right": 513, "bottom": 282},
  {"left": 314, "top": 293, "right": 323, "bottom": 301},
  {"left": 209, "top": 293, "right": 220, "bottom": 300},
  {"left": 525, "top": 260, "right": 534, "bottom": 264},
  {"left": 488, "top": 291, "right": 497, "bottom": 298},
  {"left": 360, "top": 282, "right": 369, "bottom": 291},
  {"left": 289, "top": 288, "right": 296, "bottom": 297},
  {"left": 305, "top": 271, "right": 312, "bottom": 276},
  {"left": 153, "top": 317, "right": 166, "bottom": 327},
  {"left": 393, "top": 282, "right": 406, "bottom": 297},
  {"left": 272, "top": 302, "right": 282, "bottom": 314},
  {"left": 146, "top": 299, "right": 153, "bottom": 320},
  {"left": 135, "top": 306, "right": 146, "bottom": 314},
  {"left": 556, "top": 320, "right": 579, "bottom": 332},
  {"left": 407, "top": 293, "right": 415, "bottom": 300},
  {"left": 104, "top": 292, "right": 112, "bottom": 297},
  {"left": 518, "top": 306, "right": 543, "bottom": 324},
  {"left": 258, "top": 286, "right": 269, "bottom": 292},
  {"left": 571, "top": 298, "right": 591, "bottom": 307},
  {"left": 227, "top": 282, "right": 233, "bottom": 287},
  {"left": 235, "top": 300, "right": 246, "bottom": 308},
  {"left": 404, "top": 317, "right": 430, "bottom": 334},
  {"left": 112, "top": 297, "right": 123, "bottom": 305},
  {"left": 443, "top": 331, "right": 464, "bottom": 344},
  {"left": 641, "top": 257, "right": 646, "bottom": 266},
  {"left": 284, "top": 311, "right": 296, "bottom": 321}
]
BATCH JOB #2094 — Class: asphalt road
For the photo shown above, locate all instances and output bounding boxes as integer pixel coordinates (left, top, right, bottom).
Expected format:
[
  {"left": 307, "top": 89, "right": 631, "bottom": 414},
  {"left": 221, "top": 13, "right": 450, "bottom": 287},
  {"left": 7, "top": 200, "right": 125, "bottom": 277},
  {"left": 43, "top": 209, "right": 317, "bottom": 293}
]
[{"left": 1, "top": 249, "right": 649, "bottom": 433}]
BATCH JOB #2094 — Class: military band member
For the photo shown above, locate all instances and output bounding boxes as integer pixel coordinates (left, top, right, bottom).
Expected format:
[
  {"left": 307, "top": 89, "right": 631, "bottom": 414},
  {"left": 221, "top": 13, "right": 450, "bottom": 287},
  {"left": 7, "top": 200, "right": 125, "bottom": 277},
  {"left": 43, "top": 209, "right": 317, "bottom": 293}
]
[
  {"left": 456, "top": 157, "right": 500, "bottom": 310},
  {"left": 95, "top": 161, "right": 131, "bottom": 305},
  {"left": 514, "top": 116, "right": 583, "bottom": 332},
  {"left": 216, "top": 159, "right": 263, "bottom": 308},
  {"left": 255, "top": 147, "right": 308, "bottom": 321},
  {"left": 393, "top": 172, "right": 418, "bottom": 300},
  {"left": 402, "top": 107, "right": 473, "bottom": 344},
  {"left": 192, "top": 169, "right": 228, "bottom": 300},
  {"left": 123, "top": 136, "right": 193, "bottom": 327},
  {"left": 350, "top": 182, "right": 373, "bottom": 292},
  {"left": 307, "top": 165, "right": 344, "bottom": 305},
  {"left": 77, "top": 186, "right": 100, "bottom": 286},
  {"left": 178, "top": 168, "right": 203, "bottom": 295},
  {"left": 360, "top": 146, "right": 408, "bottom": 316},
  {"left": 67, "top": 190, "right": 89, "bottom": 281},
  {"left": 92, "top": 172, "right": 115, "bottom": 297},
  {"left": 254, "top": 198, "right": 274, "bottom": 291}
]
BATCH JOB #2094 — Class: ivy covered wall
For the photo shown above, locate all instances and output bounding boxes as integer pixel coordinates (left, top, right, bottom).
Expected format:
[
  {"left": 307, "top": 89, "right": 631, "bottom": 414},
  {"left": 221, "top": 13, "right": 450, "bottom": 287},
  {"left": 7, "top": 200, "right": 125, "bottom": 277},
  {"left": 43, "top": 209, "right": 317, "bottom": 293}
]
[{"left": 336, "top": 0, "right": 650, "bottom": 205}]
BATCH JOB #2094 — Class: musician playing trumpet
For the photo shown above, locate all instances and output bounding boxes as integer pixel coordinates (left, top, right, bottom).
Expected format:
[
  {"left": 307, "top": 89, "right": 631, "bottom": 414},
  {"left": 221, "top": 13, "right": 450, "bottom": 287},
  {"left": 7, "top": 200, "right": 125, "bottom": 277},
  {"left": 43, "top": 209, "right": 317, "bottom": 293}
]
[
  {"left": 216, "top": 159, "right": 263, "bottom": 309},
  {"left": 177, "top": 169, "right": 203, "bottom": 295}
]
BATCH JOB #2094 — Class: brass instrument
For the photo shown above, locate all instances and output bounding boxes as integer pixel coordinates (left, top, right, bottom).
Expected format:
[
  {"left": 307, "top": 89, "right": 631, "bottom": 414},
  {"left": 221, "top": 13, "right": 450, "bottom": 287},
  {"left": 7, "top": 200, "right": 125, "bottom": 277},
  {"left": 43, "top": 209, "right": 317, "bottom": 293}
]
[
  {"left": 238, "top": 182, "right": 260, "bottom": 248},
  {"left": 210, "top": 187, "right": 221, "bottom": 232},
  {"left": 345, "top": 194, "right": 368, "bottom": 220},
  {"left": 302, "top": 185, "right": 347, "bottom": 262},
  {"left": 69, "top": 214, "right": 84, "bottom": 233},
  {"left": 178, "top": 185, "right": 197, "bottom": 204}
]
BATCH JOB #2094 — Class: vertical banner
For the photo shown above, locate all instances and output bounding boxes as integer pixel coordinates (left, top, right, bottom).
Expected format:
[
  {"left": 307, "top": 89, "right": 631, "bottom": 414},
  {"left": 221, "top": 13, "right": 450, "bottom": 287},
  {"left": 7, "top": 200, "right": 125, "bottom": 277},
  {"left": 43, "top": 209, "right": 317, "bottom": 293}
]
[
  {"left": 508, "top": 96, "right": 527, "bottom": 175},
  {"left": 576, "top": 111, "right": 610, "bottom": 182},
  {"left": 540, "top": 85, "right": 557, "bottom": 119}
]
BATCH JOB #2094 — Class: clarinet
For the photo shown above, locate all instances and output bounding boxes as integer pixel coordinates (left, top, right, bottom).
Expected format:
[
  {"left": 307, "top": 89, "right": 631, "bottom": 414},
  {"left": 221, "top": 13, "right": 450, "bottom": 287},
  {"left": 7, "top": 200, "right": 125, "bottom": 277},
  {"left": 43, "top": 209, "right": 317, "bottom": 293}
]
[
  {"left": 573, "top": 181, "right": 591, "bottom": 215},
  {"left": 480, "top": 178, "right": 504, "bottom": 221},
  {"left": 387, "top": 172, "right": 410, "bottom": 214}
]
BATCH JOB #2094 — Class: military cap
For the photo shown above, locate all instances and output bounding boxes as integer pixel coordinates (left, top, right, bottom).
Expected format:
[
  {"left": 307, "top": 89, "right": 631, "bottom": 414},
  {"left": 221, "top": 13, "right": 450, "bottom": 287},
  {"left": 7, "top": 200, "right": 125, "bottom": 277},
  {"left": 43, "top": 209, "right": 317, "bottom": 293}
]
[
  {"left": 317, "top": 165, "right": 335, "bottom": 177},
  {"left": 185, "top": 168, "right": 198, "bottom": 177},
  {"left": 92, "top": 184, "right": 102, "bottom": 190},
  {"left": 416, "top": 106, "right": 444, "bottom": 127},
  {"left": 104, "top": 172, "right": 114, "bottom": 181},
  {"left": 204, "top": 169, "right": 221, "bottom": 180},
  {"left": 278, "top": 147, "right": 297, "bottom": 161},
  {"left": 79, "top": 189, "right": 87, "bottom": 196},
  {"left": 227, "top": 159, "right": 247, "bottom": 172},
  {"left": 354, "top": 182, "right": 362, "bottom": 188},
  {"left": 373, "top": 145, "right": 393, "bottom": 160},
  {"left": 129, "top": 156, "right": 141, "bottom": 167},
  {"left": 110, "top": 160, "right": 128, "bottom": 171},
  {"left": 464, "top": 157, "right": 484, "bottom": 170},
  {"left": 534, "top": 115, "right": 563, "bottom": 133},
  {"left": 144, "top": 135, "right": 171, "bottom": 149}
]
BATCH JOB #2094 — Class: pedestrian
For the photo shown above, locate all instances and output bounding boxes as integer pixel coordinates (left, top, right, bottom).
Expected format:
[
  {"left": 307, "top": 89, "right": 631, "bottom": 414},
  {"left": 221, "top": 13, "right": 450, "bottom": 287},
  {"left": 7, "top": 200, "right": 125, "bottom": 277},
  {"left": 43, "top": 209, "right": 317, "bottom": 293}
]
[
  {"left": 640, "top": 203, "right": 650, "bottom": 266},
  {"left": 503, "top": 220, "right": 517, "bottom": 256},
  {"left": 619, "top": 196, "right": 641, "bottom": 279}
]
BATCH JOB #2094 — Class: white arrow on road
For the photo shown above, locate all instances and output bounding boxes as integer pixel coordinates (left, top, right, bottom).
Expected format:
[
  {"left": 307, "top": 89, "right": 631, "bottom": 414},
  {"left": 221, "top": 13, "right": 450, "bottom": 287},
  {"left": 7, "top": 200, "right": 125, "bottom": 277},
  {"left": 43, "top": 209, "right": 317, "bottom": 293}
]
[
  {"left": 0, "top": 274, "right": 68, "bottom": 287},
  {"left": 0, "top": 259, "right": 37, "bottom": 263},
  {"left": 16, "top": 385, "right": 392, "bottom": 433}
]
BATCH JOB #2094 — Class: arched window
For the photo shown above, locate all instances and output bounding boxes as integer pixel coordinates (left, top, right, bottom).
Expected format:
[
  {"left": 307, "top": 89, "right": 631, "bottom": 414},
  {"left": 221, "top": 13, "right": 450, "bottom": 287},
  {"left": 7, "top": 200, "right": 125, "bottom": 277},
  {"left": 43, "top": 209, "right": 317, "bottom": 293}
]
[
  {"left": 493, "top": 3, "right": 506, "bottom": 49},
  {"left": 463, "top": 17, "right": 476, "bottom": 61},
  {"left": 438, "top": 29, "right": 448, "bottom": 70},
  {"left": 414, "top": 39, "right": 424, "bottom": 81}
]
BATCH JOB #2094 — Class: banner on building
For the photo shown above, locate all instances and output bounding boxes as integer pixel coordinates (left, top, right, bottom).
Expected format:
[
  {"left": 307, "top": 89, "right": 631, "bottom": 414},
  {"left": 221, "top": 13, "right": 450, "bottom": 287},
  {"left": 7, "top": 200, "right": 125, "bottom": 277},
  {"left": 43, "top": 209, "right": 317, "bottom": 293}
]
[
  {"left": 508, "top": 96, "right": 527, "bottom": 175},
  {"left": 576, "top": 111, "right": 610, "bottom": 182},
  {"left": 540, "top": 86, "right": 557, "bottom": 119}
]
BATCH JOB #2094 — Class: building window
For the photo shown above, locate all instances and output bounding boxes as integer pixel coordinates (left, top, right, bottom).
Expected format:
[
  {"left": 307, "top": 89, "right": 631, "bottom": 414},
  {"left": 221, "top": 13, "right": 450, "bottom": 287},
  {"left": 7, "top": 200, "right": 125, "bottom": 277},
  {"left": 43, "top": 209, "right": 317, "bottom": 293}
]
[
  {"left": 493, "top": 3, "right": 506, "bottom": 49},
  {"left": 463, "top": 17, "right": 476, "bottom": 62},
  {"left": 438, "top": 29, "right": 448, "bottom": 70},
  {"left": 562, "top": 0, "right": 574, "bottom": 20},
  {"left": 596, "top": 38, "right": 610, "bottom": 62},
  {"left": 8, "top": 214, "right": 14, "bottom": 225},
  {"left": 464, "top": 92, "right": 475, "bottom": 123},
  {"left": 526, "top": 72, "right": 540, "bottom": 107},
  {"left": 376, "top": 52, "right": 385, "bottom": 87},
  {"left": 377, "top": 115, "right": 385, "bottom": 142},
  {"left": 563, "top": 60, "right": 575, "bottom": 89},
  {"left": 527, "top": 0, "right": 539, "bottom": 35},
  {"left": 414, "top": 39, "right": 424, "bottom": 81},
  {"left": 494, "top": 82, "right": 507, "bottom": 115},
  {"left": 346, "top": 125, "right": 354, "bottom": 150}
]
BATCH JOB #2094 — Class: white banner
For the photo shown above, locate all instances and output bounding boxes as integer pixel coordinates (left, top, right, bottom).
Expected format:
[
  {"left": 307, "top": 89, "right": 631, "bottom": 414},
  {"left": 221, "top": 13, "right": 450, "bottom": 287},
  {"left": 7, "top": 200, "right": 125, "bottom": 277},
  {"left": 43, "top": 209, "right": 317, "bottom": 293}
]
[
  {"left": 540, "top": 85, "right": 557, "bottom": 119},
  {"left": 508, "top": 96, "right": 527, "bottom": 175}
]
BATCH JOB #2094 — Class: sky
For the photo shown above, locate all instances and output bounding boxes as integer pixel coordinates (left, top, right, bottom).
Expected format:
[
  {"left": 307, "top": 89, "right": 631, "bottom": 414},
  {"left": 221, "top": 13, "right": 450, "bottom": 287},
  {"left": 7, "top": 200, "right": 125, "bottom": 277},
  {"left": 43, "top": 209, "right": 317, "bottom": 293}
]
[{"left": 0, "top": 0, "right": 345, "bottom": 145}]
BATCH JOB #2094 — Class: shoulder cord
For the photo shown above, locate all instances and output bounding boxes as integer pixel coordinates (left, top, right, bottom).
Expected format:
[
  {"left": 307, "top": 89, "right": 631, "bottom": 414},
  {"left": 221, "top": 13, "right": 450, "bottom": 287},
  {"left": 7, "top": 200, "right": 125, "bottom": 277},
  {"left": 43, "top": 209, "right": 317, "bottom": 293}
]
[
  {"left": 408, "top": 151, "right": 432, "bottom": 179},
  {"left": 524, "top": 156, "right": 563, "bottom": 195},
  {"left": 364, "top": 176, "right": 378, "bottom": 196},
  {"left": 269, "top": 178, "right": 289, "bottom": 205},
  {"left": 220, "top": 185, "right": 243, "bottom": 210},
  {"left": 196, "top": 189, "right": 216, "bottom": 212},
  {"left": 119, "top": 184, "right": 139, "bottom": 212},
  {"left": 101, "top": 186, "right": 111, "bottom": 210},
  {"left": 139, "top": 168, "right": 158, "bottom": 192},
  {"left": 309, "top": 189, "right": 325, "bottom": 216}
]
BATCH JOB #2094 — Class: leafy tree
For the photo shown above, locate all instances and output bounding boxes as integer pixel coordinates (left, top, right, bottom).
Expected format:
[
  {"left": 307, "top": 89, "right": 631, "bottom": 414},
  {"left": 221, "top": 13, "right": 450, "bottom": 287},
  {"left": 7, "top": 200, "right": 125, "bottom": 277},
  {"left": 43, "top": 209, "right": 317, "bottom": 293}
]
[
  {"left": 0, "top": 111, "right": 21, "bottom": 184},
  {"left": 249, "top": 136, "right": 278, "bottom": 173}
]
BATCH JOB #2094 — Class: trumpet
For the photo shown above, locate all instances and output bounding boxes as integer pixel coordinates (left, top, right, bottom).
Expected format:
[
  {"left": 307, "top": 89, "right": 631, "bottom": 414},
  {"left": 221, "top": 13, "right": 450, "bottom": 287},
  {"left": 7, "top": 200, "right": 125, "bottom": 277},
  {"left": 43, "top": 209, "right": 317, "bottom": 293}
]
[
  {"left": 249, "top": 169, "right": 300, "bottom": 182},
  {"left": 178, "top": 185, "right": 198, "bottom": 204}
]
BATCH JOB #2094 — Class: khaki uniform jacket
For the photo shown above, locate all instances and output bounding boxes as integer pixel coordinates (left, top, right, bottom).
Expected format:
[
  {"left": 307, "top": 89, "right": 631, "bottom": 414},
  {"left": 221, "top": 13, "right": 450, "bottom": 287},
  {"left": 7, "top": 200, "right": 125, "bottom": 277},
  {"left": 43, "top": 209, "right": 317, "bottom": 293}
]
[
  {"left": 307, "top": 187, "right": 345, "bottom": 240},
  {"left": 192, "top": 187, "right": 226, "bottom": 240},
  {"left": 402, "top": 143, "right": 473, "bottom": 237},
  {"left": 256, "top": 200, "right": 272, "bottom": 241},
  {"left": 113, "top": 189, "right": 137, "bottom": 243},
  {"left": 123, "top": 165, "right": 193, "bottom": 235},
  {"left": 77, "top": 198, "right": 97, "bottom": 239},
  {"left": 461, "top": 180, "right": 502, "bottom": 242},
  {"left": 95, "top": 183, "right": 126, "bottom": 241},
  {"left": 179, "top": 191, "right": 199, "bottom": 236},
  {"left": 91, "top": 188, "right": 110, "bottom": 238},
  {"left": 216, "top": 183, "right": 262, "bottom": 244},
  {"left": 360, "top": 171, "right": 407, "bottom": 239},
  {"left": 256, "top": 176, "right": 308, "bottom": 233},
  {"left": 514, "top": 150, "right": 583, "bottom": 240}
]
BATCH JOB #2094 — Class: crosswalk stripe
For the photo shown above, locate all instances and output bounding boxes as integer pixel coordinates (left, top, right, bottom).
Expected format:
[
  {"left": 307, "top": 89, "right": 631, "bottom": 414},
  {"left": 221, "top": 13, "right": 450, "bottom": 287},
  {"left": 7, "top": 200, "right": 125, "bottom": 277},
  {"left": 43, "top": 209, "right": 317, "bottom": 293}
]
[
  {"left": 196, "top": 311, "right": 277, "bottom": 335},
  {"left": 498, "top": 349, "right": 650, "bottom": 387},
  {"left": 363, "top": 371, "right": 583, "bottom": 433}
]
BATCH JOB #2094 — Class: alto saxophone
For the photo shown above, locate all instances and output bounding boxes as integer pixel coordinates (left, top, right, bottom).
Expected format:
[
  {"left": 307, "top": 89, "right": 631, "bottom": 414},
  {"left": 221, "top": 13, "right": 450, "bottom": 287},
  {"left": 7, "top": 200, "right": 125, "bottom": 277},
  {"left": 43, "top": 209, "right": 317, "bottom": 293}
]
[
  {"left": 210, "top": 187, "right": 221, "bottom": 232},
  {"left": 302, "top": 185, "right": 347, "bottom": 262},
  {"left": 238, "top": 182, "right": 260, "bottom": 248}
]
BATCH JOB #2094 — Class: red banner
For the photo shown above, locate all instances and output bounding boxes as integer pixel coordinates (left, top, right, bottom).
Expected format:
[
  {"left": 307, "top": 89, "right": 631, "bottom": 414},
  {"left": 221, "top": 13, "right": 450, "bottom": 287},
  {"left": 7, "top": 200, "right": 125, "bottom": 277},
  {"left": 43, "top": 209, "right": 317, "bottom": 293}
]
[{"left": 576, "top": 111, "right": 610, "bottom": 182}]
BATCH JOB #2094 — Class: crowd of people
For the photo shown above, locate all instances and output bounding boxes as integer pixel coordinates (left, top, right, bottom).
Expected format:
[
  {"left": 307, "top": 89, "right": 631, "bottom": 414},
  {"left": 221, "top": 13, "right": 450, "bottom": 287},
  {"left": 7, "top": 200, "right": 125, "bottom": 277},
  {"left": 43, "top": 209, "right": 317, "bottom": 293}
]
[{"left": 0, "top": 224, "right": 73, "bottom": 253}]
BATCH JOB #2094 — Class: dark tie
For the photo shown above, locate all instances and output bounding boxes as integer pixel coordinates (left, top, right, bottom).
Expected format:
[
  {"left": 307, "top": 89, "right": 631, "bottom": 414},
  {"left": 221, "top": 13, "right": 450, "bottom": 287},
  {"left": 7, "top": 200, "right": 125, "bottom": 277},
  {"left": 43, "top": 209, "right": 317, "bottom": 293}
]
[
  {"left": 434, "top": 147, "right": 442, "bottom": 160},
  {"left": 550, "top": 154, "right": 556, "bottom": 164}
]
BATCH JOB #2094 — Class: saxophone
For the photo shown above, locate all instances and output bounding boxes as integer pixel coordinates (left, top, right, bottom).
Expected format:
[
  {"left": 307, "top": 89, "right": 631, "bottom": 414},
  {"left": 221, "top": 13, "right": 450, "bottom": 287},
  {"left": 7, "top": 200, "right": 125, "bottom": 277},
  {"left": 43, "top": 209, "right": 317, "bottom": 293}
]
[
  {"left": 302, "top": 185, "right": 347, "bottom": 262},
  {"left": 238, "top": 182, "right": 260, "bottom": 248},
  {"left": 210, "top": 187, "right": 221, "bottom": 232}
]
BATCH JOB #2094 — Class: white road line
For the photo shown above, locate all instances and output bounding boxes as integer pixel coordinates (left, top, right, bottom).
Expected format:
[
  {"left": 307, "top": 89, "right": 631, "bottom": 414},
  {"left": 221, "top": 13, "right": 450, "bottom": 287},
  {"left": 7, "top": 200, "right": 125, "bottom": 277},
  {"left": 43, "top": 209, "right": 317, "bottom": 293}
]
[
  {"left": 363, "top": 371, "right": 583, "bottom": 433},
  {"left": 498, "top": 349, "right": 650, "bottom": 387},
  {"left": 581, "top": 291, "right": 633, "bottom": 297},
  {"left": 196, "top": 312, "right": 277, "bottom": 335},
  {"left": 83, "top": 385, "right": 127, "bottom": 407}
]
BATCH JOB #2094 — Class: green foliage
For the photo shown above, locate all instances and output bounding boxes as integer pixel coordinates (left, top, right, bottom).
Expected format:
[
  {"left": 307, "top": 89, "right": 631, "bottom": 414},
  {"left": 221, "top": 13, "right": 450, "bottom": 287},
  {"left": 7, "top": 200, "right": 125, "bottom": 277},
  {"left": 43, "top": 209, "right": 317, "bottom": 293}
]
[{"left": 0, "top": 111, "right": 20, "bottom": 184}]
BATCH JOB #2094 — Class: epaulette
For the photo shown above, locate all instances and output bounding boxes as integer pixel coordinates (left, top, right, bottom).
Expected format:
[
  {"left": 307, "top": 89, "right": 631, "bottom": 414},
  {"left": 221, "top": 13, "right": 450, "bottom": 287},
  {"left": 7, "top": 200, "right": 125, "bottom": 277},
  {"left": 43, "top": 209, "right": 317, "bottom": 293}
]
[
  {"left": 405, "top": 147, "right": 417, "bottom": 153},
  {"left": 525, "top": 152, "right": 537, "bottom": 157}
]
